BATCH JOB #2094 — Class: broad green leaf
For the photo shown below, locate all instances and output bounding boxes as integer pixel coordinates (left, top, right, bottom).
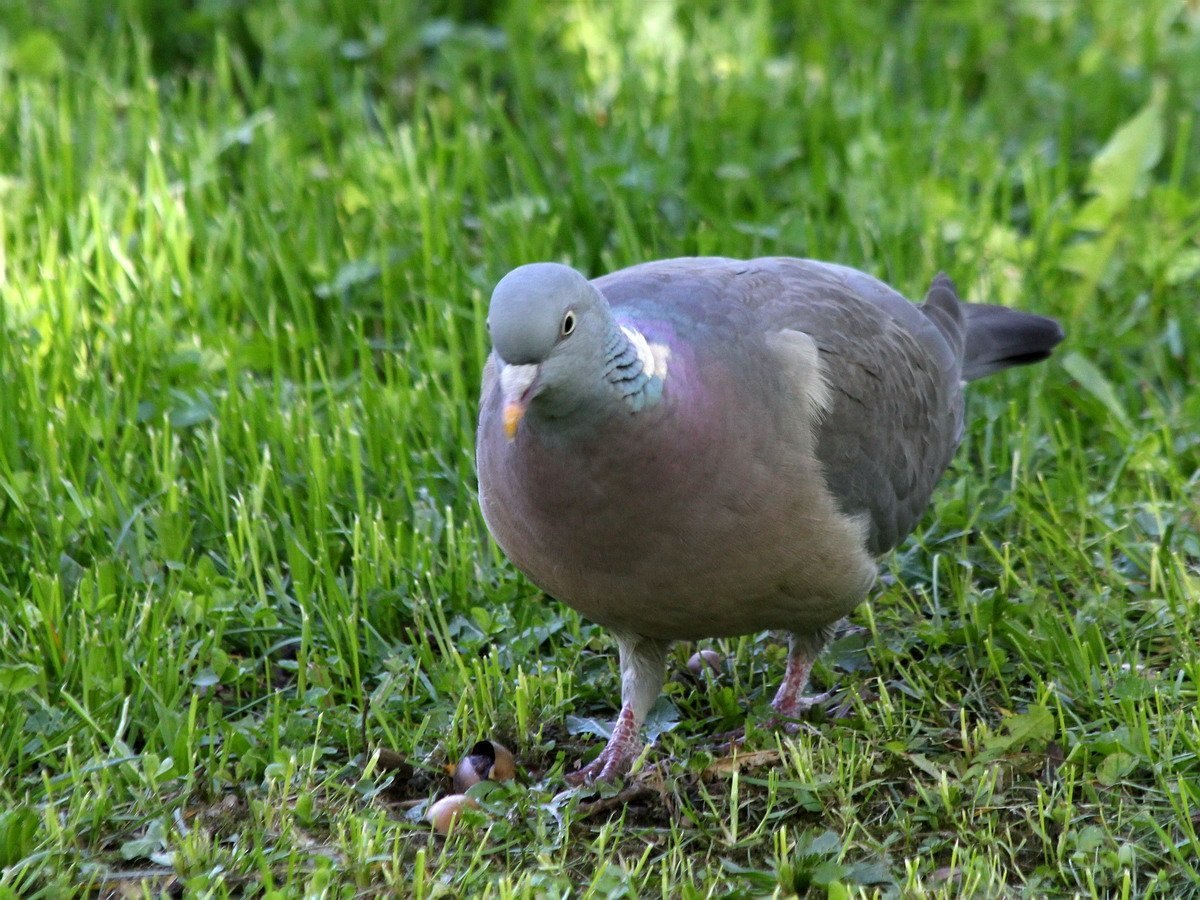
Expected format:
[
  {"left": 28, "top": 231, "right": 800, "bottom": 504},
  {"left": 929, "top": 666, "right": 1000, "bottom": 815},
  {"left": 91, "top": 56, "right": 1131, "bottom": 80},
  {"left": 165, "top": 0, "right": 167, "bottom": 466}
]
[
  {"left": 1002, "top": 704, "right": 1055, "bottom": 747},
  {"left": 1061, "top": 351, "right": 1133, "bottom": 436},
  {"left": 644, "top": 696, "right": 681, "bottom": 741},
  {"left": 0, "top": 663, "right": 39, "bottom": 694},
  {"left": 1075, "top": 83, "right": 1165, "bottom": 229},
  {"left": 1096, "top": 751, "right": 1138, "bottom": 786},
  {"left": 977, "top": 704, "right": 1055, "bottom": 762},
  {"left": 565, "top": 715, "right": 611, "bottom": 738}
]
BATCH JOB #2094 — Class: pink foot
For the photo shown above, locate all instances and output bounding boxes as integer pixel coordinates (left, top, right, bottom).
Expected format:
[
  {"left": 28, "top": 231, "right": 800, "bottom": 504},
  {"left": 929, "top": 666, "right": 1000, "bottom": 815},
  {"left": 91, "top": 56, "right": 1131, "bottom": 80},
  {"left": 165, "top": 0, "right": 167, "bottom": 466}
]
[
  {"left": 565, "top": 706, "right": 642, "bottom": 785},
  {"left": 769, "top": 689, "right": 833, "bottom": 732}
]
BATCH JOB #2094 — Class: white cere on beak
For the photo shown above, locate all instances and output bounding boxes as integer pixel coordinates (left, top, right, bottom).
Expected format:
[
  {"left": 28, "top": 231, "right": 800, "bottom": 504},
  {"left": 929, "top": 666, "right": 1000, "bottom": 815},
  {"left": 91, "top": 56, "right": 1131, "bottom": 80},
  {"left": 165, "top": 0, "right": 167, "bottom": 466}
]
[{"left": 500, "top": 363, "right": 539, "bottom": 398}]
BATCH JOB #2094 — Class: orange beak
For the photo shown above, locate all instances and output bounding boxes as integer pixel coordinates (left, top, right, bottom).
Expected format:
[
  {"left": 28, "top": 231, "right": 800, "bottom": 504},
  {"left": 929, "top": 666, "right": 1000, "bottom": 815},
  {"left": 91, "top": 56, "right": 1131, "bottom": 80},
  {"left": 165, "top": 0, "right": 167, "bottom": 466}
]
[{"left": 503, "top": 401, "right": 526, "bottom": 440}]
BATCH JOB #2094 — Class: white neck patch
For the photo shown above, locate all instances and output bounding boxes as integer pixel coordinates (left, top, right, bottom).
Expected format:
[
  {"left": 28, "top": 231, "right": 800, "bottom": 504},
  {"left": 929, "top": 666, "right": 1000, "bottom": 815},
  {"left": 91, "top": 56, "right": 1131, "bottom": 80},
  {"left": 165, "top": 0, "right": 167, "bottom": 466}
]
[{"left": 620, "top": 325, "right": 670, "bottom": 379}]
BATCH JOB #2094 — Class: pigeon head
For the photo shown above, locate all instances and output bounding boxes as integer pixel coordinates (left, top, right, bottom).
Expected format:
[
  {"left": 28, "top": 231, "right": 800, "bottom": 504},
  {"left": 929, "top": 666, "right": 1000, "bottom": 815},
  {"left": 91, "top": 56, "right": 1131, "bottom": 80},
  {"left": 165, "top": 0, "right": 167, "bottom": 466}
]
[{"left": 487, "top": 263, "right": 614, "bottom": 438}]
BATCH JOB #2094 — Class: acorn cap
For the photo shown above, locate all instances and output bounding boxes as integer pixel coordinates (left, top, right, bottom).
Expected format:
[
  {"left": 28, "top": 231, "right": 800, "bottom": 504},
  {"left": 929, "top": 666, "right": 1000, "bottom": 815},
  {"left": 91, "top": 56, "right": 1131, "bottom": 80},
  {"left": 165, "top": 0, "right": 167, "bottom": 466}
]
[{"left": 453, "top": 739, "right": 517, "bottom": 793}]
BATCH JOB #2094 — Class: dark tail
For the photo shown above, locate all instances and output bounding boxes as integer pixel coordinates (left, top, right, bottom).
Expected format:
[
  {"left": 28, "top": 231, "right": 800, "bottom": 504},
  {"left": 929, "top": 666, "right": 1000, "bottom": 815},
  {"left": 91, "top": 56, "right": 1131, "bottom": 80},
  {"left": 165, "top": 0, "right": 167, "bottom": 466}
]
[
  {"left": 961, "top": 302, "right": 1064, "bottom": 381},
  {"left": 920, "top": 273, "right": 1064, "bottom": 382}
]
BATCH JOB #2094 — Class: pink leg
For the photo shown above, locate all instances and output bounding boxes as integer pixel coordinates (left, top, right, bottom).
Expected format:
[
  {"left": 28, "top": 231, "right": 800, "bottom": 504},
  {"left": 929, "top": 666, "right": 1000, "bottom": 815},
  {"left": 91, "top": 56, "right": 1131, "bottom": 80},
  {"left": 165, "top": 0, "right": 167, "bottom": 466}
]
[
  {"left": 770, "top": 627, "right": 834, "bottom": 723},
  {"left": 565, "top": 705, "right": 641, "bottom": 784},
  {"left": 566, "top": 633, "right": 669, "bottom": 785}
]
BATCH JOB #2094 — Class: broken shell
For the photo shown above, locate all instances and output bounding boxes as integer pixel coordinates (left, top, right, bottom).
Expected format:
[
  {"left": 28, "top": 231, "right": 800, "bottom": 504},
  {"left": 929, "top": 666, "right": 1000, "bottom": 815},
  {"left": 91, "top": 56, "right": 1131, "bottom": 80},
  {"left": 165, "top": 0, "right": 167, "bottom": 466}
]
[
  {"left": 426, "top": 794, "right": 479, "bottom": 835},
  {"left": 453, "top": 739, "right": 517, "bottom": 792},
  {"left": 484, "top": 740, "right": 516, "bottom": 781},
  {"left": 687, "top": 649, "right": 724, "bottom": 677},
  {"left": 452, "top": 755, "right": 487, "bottom": 792}
]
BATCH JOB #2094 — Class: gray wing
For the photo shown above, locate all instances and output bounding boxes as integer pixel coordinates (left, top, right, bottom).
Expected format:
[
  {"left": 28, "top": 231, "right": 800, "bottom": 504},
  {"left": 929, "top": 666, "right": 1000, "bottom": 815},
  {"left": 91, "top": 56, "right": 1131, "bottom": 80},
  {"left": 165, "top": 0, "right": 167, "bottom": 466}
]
[
  {"left": 793, "top": 266, "right": 966, "bottom": 555},
  {"left": 594, "top": 257, "right": 968, "bottom": 557},
  {"left": 750, "top": 261, "right": 968, "bottom": 555}
]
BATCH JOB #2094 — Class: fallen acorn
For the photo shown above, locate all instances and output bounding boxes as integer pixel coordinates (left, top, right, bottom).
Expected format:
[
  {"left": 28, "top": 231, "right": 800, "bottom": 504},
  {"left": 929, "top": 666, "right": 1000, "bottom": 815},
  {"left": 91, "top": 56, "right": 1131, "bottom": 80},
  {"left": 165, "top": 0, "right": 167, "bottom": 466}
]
[
  {"left": 426, "top": 794, "right": 480, "bottom": 835},
  {"left": 687, "top": 649, "right": 724, "bottom": 678},
  {"left": 452, "top": 739, "right": 516, "bottom": 793}
]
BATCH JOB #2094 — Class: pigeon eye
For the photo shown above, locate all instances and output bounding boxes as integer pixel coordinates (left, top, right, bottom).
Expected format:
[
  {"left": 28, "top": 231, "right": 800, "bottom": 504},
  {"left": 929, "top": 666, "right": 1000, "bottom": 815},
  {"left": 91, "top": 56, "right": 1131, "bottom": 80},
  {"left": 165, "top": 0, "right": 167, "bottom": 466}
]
[{"left": 561, "top": 311, "right": 576, "bottom": 336}]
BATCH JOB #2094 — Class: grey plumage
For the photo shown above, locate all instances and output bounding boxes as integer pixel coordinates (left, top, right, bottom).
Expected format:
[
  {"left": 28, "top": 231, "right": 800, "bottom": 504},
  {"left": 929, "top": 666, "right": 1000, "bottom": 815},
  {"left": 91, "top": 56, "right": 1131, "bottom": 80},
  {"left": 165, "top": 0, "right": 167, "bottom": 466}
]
[
  {"left": 475, "top": 256, "right": 1063, "bottom": 783},
  {"left": 960, "top": 301, "right": 1065, "bottom": 381}
]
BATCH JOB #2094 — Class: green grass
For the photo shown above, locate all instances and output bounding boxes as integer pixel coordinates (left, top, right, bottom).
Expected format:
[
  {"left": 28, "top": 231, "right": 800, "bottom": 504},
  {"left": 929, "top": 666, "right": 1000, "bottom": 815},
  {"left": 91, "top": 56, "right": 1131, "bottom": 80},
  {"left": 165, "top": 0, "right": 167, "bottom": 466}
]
[{"left": 0, "top": 0, "right": 1198, "bottom": 895}]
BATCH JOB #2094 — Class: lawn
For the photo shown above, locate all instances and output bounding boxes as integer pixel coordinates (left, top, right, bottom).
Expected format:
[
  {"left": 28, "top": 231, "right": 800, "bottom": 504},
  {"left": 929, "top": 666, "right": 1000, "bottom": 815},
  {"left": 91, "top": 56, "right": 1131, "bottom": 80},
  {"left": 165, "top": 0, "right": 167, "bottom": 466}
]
[{"left": 0, "top": 0, "right": 1198, "bottom": 896}]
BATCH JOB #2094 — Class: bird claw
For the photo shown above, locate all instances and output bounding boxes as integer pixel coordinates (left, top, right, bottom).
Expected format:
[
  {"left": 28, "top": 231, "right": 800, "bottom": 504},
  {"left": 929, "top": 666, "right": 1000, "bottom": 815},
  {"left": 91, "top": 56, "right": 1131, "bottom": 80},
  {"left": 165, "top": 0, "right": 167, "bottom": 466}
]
[
  {"left": 769, "top": 716, "right": 824, "bottom": 737},
  {"left": 565, "top": 745, "right": 639, "bottom": 785},
  {"left": 767, "top": 689, "right": 835, "bottom": 733},
  {"left": 771, "top": 688, "right": 834, "bottom": 718},
  {"left": 565, "top": 705, "right": 642, "bottom": 785}
]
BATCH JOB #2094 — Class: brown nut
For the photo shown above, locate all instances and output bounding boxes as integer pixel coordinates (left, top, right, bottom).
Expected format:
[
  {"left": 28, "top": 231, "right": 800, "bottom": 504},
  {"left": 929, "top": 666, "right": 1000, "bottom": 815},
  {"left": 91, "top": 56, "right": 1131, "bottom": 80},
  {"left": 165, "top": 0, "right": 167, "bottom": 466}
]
[
  {"left": 453, "top": 739, "right": 516, "bottom": 792},
  {"left": 687, "top": 649, "right": 724, "bottom": 678},
  {"left": 426, "top": 794, "right": 480, "bottom": 835}
]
